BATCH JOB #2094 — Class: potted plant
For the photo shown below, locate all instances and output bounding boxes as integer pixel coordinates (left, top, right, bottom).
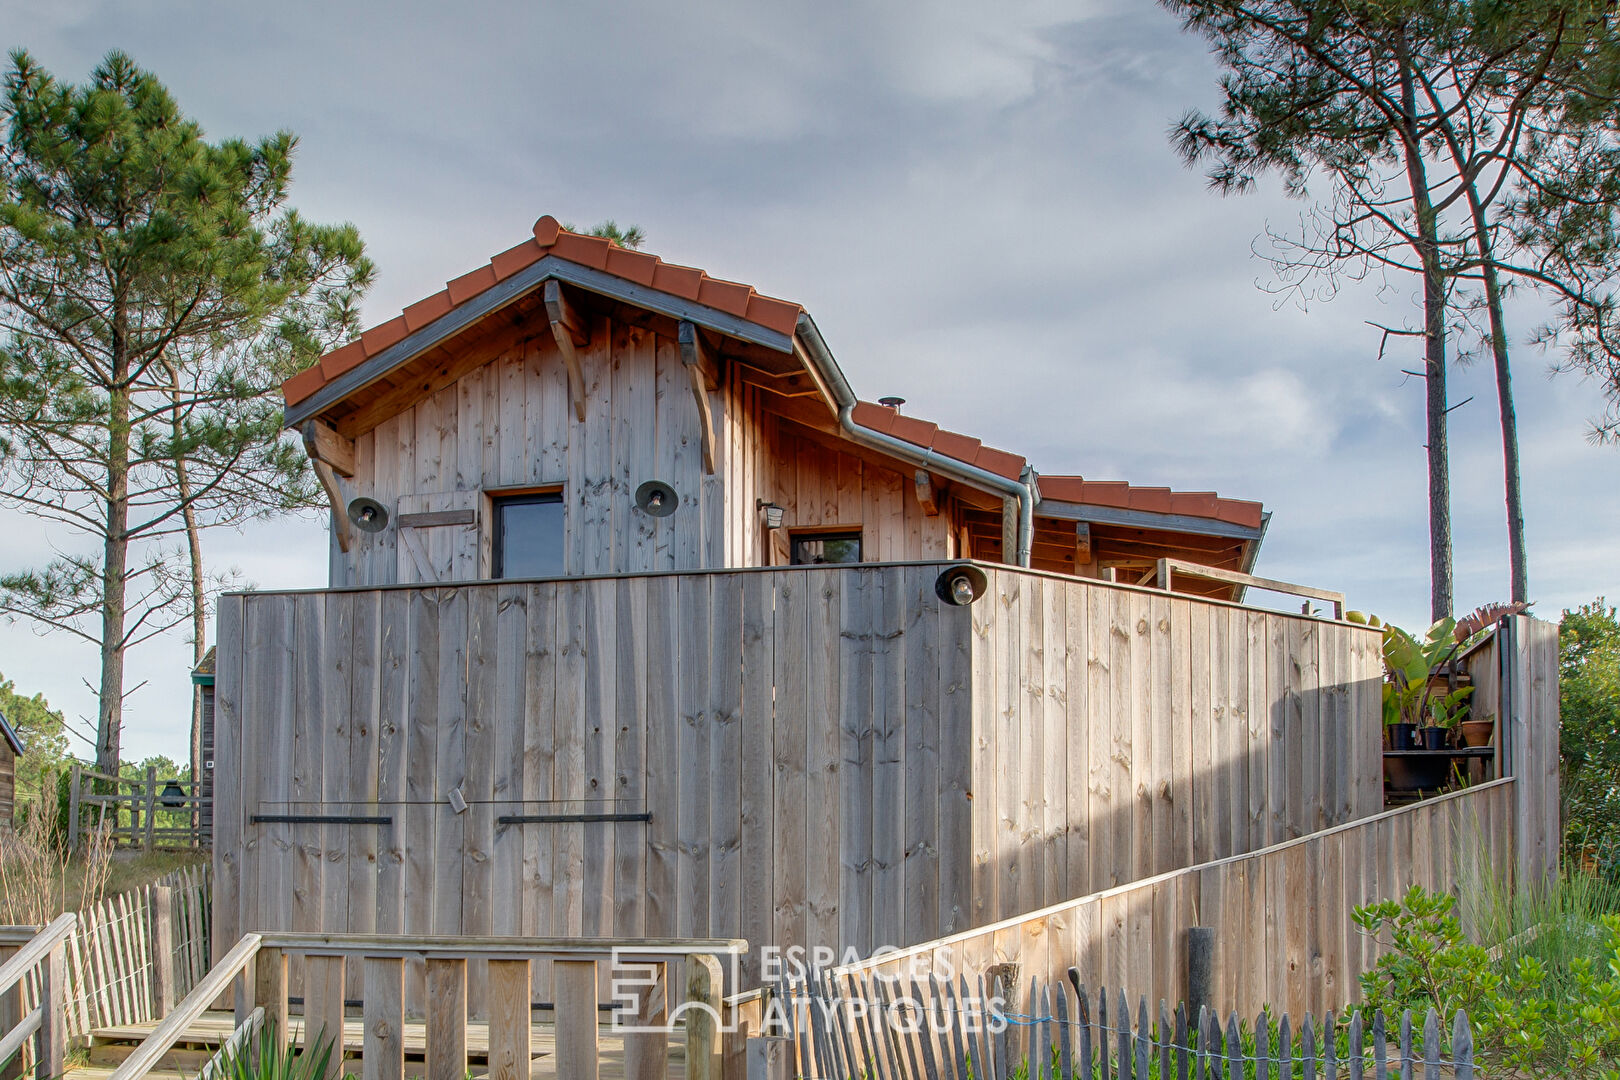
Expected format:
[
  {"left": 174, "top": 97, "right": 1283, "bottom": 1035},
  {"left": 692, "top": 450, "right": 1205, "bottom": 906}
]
[
  {"left": 1458, "top": 709, "right": 1495, "bottom": 748},
  {"left": 1425, "top": 686, "right": 1473, "bottom": 749}
]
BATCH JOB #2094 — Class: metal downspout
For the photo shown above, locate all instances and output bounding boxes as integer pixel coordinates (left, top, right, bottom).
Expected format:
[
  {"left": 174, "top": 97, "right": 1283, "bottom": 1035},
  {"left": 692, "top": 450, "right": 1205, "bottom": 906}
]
[{"left": 794, "top": 315, "right": 1036, "bottom": 567}]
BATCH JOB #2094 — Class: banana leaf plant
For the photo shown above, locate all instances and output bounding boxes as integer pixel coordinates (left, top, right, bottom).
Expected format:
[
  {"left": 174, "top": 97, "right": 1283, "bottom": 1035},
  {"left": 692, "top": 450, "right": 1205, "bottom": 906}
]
[{"left": 1356, "top": 602, "right": 1529, "bottom": 730}]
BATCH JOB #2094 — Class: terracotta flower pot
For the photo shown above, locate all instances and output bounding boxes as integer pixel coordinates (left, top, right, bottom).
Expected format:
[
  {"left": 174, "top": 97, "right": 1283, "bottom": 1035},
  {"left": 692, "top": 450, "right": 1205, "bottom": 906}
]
[{"left": 1459, "top": 719, "right": 1495, "bottom": 748}]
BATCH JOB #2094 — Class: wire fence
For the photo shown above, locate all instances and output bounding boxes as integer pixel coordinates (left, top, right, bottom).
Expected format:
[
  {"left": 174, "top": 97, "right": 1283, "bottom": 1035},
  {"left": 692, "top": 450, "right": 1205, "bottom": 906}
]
[{"left": 780, "top": 971, "right": 1477, "bottom": 1079}]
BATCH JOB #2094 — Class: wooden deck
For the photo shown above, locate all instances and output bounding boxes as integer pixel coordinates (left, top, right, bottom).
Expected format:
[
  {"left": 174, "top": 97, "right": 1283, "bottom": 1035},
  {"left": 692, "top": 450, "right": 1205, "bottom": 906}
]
[{"left": 69, "top": 1010, "right": 687, "bottom": 1080}]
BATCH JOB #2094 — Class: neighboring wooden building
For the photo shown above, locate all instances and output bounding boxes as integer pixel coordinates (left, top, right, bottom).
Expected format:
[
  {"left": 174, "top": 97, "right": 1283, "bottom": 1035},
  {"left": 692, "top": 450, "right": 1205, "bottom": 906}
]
[
  {"left": 215, "top": 217, "right": 1374, "bottom": 1005},
  {"left": 0, "top": 710, "right": 23, "bottom": 832}
]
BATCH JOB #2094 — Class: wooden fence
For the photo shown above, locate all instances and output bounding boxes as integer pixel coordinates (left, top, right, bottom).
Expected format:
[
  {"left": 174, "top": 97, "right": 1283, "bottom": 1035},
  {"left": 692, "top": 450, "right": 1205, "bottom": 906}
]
[
  {"left": 773, "top": 975, "right": 1481, "bottom": 1080},
  {"left": 0, "top": 914, "right": 73, "bottom": 1080},
  {"left": 4, "top": 867, "right": 211, "bottom": 1054},
  {"left": 68, "top": 765, "right": 210, "bottom": 851},
  {"left": 213, "top": 562, "right": 1381, "bottom": 1006},
  {"left": 832, "top": 778, "right": 1516, "bottom": 1024},
  {"left": 106, "top": 932, "right": 749, "bottom": 1080}
]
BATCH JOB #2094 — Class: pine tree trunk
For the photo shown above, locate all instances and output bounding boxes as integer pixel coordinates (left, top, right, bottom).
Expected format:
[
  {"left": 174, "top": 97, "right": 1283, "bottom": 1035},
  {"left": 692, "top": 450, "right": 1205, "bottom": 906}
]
[
  {"left": 1399, "top": 37, "right": 1454, "bottom": 621},
  {"left": 98, "top": 312, "right": 131, "bottom": 776},
  {"left": 167, "top": 361, "right": 207, "bottom": 814},
  {"left": 1468, "top": 201, "right": 1529, "bottom": 604}
]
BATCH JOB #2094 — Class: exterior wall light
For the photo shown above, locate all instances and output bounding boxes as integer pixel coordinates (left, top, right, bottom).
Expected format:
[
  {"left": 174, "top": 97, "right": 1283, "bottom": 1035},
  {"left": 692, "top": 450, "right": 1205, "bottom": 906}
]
[
  {"left": 757, "top": 500, "right": 785, "bottom": 530},
  {"left": 935, "top": 564, "right": 988, "bottom": 606}
]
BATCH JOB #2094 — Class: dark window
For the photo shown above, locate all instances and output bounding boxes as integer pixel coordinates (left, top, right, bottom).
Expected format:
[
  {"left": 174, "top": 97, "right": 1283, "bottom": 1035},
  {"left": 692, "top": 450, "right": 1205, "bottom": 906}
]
[
  {"left": 790, "top": 531, "right": 862, "bottom": 566},
  {"left": 492, "top": 493, "right": 566, "bottom": 579}
]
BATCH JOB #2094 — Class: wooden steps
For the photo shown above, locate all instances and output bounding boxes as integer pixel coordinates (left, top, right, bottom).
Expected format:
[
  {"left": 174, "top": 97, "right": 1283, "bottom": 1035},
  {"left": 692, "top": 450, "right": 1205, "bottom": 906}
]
[{"left": 66, "top": 1010, "right": 685, "bottom": 1080}]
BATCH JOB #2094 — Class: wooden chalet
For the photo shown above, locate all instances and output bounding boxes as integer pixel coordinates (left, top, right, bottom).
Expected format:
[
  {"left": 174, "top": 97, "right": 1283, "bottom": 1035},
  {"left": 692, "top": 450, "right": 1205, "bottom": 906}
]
[{"left": 212, "top": 216, "right": 1385, "bottom": 1009}]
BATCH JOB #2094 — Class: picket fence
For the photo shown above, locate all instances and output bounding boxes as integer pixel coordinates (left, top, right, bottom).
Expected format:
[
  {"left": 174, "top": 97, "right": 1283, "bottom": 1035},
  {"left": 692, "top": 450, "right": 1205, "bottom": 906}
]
[
  {"left": 14, "top": 865, "right": 210, "bottom": 1048},
  {"left": 779, "top": 973, "right": 1478, "bottom": 1080}
]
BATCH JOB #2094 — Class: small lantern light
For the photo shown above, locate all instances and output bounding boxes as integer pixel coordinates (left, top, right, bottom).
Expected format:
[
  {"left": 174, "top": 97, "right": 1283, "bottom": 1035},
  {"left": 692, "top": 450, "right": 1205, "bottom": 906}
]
[
  {"left": 756, "top": 500, "right": 785, "bottom": 530},
  {"left": 159, "top": 780, "right": 187, "bottom": 809},
  {"left": 935, "top": 565, "right": 988, "bottom": 607}
]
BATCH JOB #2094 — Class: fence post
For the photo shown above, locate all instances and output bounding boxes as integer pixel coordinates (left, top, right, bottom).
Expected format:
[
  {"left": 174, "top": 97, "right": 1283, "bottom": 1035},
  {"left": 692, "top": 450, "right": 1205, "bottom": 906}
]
[
  {"left": 254, "top": 946, "right": 288, "bottom": 1054},
  {"left": 686, "top": 954, "right": 724, "bottom": 1080},
  {"left": 37, "top": 938, "right": 65, "bottom": 1080},
  {"left": 621, "top": 961, "right": 668, "bottom": 1080},
  {"left": 143, "top": 767, "right": 157, "bottom": 851},
  {"left": 746, "top": 1036, "right": 793, "bottom": 1080},
  {"left": 149, "top": 885, "right": 175, "bottom": 1017},
  {"left": 0, "top": 943, "right": 18, "bottom": 1080},
  {"left": 68, "top": 763, "right": 81, "bottom": 852}
]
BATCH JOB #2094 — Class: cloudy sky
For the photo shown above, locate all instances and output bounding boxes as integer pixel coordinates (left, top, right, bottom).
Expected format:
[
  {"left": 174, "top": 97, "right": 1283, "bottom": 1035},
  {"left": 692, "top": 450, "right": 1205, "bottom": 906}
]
[{"left": 3, "top": 0, "right": 1616, "bottom": 762}]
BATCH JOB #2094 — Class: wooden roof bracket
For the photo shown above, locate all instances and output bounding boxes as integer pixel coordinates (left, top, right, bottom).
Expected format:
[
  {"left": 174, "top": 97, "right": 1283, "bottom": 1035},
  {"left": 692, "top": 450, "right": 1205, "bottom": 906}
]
[
  {"left": 301, "top": 420, "right": 356, "bottom": 553},
  {"left": 678, "top": 320, "right": 718, "bottom": 475},
  {"left": 544, "top": 279, "right": 590, "bottom": 421},
  {"left": 914, "top": 470, "right": 941, "bottom": 516}
]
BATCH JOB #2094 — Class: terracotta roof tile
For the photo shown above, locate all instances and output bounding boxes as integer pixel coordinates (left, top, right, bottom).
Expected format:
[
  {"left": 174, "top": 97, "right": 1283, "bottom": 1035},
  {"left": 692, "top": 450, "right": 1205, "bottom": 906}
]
[
  {"left": 319, "top": 341, "right": 366, "bottom": 380},
  {"left": 747, "top": 294, "right": 801, "bottom": 337},
  {"left": 532, "top": 214, "right": 562, "bottom": 245},
  {"left": 283, "top": 364, "right": 326, "bottom": 404},
  {"left": 1036, "top": 476, "right": 1264, "bottom": 530},
  {"left": 605, "top": 246, "right": 659, "bottom": 287},
  {"left": 697, "top": 277, "right": 753, "bottom": 319},
  {"left": 360, "top": 316, "right": 409, "bottom": 359},
  {"left": 402, "top": 290, "right": 453, "bottom": 332},
  {"left": 551, "top": 232, "right": 612, "bottom": 270},
  {"left": 931, "top": 430, "right": 983, "bottom": 463},
  {"left": 652, "top": 262, "right": 704, "bottom": 300},
  {"left": 446, "top": 265, "right": 497, "bottom": 306},
  {"left": 490, "top": 238, "right": 543, "bottom": 282},
  {"left": 851, "top": 401, "right": 897, "bottom": 434},
  {"left": 973, "top": 445, "right": 1026, "bottom": 481},
  {"left": 889, "top": 414, "right": 940, "bottom": 447}
]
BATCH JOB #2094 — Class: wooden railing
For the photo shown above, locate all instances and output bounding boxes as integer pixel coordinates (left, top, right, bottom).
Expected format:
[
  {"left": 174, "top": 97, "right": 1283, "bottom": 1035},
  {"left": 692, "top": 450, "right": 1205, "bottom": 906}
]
[
  {"left": 1138, "top": 557, "right": 1348, "bottom": 619},
  {"left": 0, "top": 914, "right": 75, "bottom": 1080},
  {"left": 109, "top": 933, "right": 748, "bottom": 1080}
]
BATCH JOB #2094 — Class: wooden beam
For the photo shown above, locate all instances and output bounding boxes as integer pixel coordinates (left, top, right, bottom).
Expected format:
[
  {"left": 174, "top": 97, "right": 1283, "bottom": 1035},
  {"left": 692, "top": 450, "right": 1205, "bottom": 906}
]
[
  {"left": 300, "top": 420, "right": 355, "bottom": 478},
  {"left": 544, "top": 279, "right": 589, "bottom": 421},
  {"left": 1075, "top": 520, "right": 1092, "bottom": 564},
  {"left": 309, "top": 458, "right": 353, "bottom": 554},
  {"left": 914, "top": 470, "right": 940, "bottom": 516},
  {"left": 679, "top": 320, "right": 718, "bottom": 475}
]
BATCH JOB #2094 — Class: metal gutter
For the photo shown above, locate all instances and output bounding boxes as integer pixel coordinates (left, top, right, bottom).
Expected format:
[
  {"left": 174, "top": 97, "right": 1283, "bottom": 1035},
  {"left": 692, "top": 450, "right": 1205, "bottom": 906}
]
[{"left": 794, "top": 313, "right": 1036, "bottom": 567}]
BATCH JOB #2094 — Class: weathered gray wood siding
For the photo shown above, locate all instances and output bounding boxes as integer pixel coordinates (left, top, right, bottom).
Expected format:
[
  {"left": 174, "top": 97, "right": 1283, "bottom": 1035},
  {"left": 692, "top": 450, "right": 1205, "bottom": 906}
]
[
  {"left": 966, "top": 568, "right": 1385, "bottom": 926},
  {"left": 212, "top": 564, "right": 1380, "bottom": 1006}
]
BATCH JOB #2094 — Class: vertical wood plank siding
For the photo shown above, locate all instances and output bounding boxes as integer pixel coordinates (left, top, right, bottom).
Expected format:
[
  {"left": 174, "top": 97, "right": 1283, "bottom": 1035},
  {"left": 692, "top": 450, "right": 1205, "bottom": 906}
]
[
  {"left": 335, "top": 321, "right": 956, "bottom": 586},
  {"left": 845, "top": 778, "right": 1518, "bottom": 1023},
  {"left": 214, "top": 566, "right": 1381, "bottom": 1009}
]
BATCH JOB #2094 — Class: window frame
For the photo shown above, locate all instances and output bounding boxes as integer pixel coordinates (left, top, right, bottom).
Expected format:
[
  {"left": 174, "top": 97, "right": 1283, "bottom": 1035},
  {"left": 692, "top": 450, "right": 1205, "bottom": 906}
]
[
  {"left": 489, "top": 488, "right": 567, "bottom": 579},
  {"left": 788, "top": 528, "right": 864, "bottom": 567}
]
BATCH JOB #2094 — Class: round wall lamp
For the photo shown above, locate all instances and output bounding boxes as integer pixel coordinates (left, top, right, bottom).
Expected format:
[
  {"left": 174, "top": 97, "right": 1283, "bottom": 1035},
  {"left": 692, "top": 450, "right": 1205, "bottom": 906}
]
[
  {"left": 159, "top": 780, "right": 188, "bottom": 809},
  {"left": 635, "top": 480, "right": 679, "bottom": 517},
  {"left": 935, "top": 564, "right": 988, "bottom": 607},
  {"left": 347, "top": 497, "right": 390, "bottom": 533}
]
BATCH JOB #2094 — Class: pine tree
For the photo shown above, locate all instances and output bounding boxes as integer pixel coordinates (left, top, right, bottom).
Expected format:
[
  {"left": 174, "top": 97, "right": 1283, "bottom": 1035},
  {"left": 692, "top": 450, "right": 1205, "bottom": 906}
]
[{"left": 0, "top": 50, "right": 372, "bottom": 773}]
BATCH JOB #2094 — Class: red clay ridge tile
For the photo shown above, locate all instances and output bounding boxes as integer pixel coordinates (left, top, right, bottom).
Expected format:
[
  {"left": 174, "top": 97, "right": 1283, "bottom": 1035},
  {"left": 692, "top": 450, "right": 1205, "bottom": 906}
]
[
  {"left": 552, "top": 233, "right": 612, "bottom": 270},
  {"left": 403, "top": 289, "right": 454, "bottom": 332},
  {"left": 360, "top": 316, "right": 409, "bottom": 358},
  {"left": 698, "top": 278, "right": 753, "bottom": 318},
  {"left": 890, "top": 415, "right": 940, "bottom": 447},
  {"left": 1173, "top": 492, "right": 1219, "bottom": 518},
  {"left": 605, "top": 246, "right": 659, "bottom": 287},
  {"left": 491, "top": 239, "right": 543, "bottom": 281},
  {"left": 747, "top": 295, "right": 801, "bottom": 338},
  {"left": 931, "top": 431, "right": 983, "bottom": 464},
  {"left": 283, "top": 364, "right": 326, "bottom": 406},
  {"left": 1219, "top": 499, "right": 1265, "bottom": 529},
  {"left": 973, "top": 445, "right": 1025, "bottom": 481},
  {"left": 319, "top": 340, "right": 366, "bottom": 379},
  {"left": 532, "top": 215, "right": 562, "bottom": 246},
  {"left": 447, "top": 265, "right": 497, "bottom": 306},
  {"left": 1036, "top": 476, "right": 1085, "bottom": 503},
  {"left": 851, "top": 401, "right": 899, "bottom": 434},
  {"left": 1129, "top": 488, "right": 1174, "bottom": 514},
  {"left": 652, "top": 262, "right": 704, "bottom": 300},
  {"left": 1079, "top": 482, "right": 1131, "bottom": 509}
]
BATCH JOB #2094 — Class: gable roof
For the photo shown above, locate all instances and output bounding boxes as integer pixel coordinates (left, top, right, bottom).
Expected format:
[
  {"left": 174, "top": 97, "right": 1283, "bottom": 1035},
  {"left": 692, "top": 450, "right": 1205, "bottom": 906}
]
[
  {"left": 283, "top": 215, "right": 1264, "bottom": 539},
  {"left": 0, "top": 710, "right": 23, "bottom": 756},
  {"left": 282, "top": 215, "right": 803, "bottom": 412}
]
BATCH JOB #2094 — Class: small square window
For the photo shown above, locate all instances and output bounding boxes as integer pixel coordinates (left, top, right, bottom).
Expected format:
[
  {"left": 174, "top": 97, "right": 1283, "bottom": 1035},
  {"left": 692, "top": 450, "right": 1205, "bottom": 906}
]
[
  {"left": 790, "top": 531, "right": 862, "bottom": 566},
  {"left": 492, "top": 492, "right": 565, "bottom": 579}
]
